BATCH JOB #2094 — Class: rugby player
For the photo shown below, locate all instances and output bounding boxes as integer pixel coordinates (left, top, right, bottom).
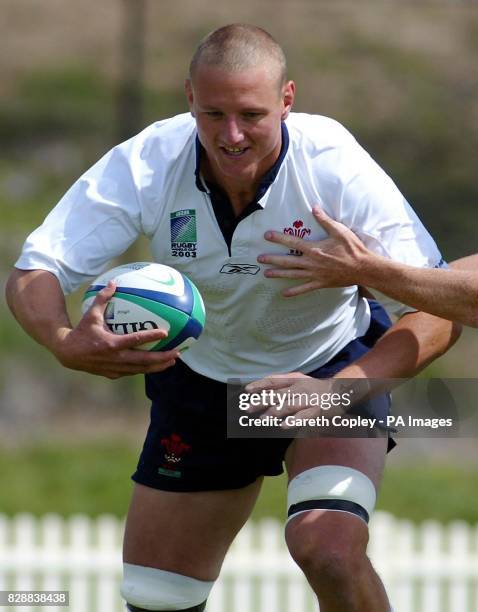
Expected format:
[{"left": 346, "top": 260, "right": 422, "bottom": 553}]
[
  {"left": 6, "top": 24, "right": 460, "bottom": 612},
  {"left": 260, "top": 206, "right": 478, "bottom": 327}
]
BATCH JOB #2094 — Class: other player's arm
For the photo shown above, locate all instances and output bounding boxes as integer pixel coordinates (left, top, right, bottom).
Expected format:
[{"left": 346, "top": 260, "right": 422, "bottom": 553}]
[
  {"left": 259, "top": 207, "right": 478, "bottom": 327},
  {"left": 354, "top": 252, "right": 478, "bottom": 327},
  {"left": 334, "top": 310, "right": 461, "bottom": 382},
  {"left": 5, "top": 268, "right": 180, "bottom": 379},
  {"left": 246, "top": 310, "right": 461, "bottom": 419}
]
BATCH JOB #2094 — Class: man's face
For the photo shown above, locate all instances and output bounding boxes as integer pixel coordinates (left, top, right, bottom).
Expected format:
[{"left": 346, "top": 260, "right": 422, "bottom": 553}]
[{"left": 185, "top": 64, "right": 295, "bottom": 188}]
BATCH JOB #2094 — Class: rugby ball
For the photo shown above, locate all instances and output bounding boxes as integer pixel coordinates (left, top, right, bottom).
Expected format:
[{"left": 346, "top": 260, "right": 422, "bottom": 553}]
[{"left": 82, "top": 262, "right": 206, "bottom": 352}]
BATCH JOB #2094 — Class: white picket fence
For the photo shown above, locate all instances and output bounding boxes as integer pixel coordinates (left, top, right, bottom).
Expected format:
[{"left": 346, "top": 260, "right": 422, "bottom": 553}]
[{"left": 0, "top": 512, "right": 477, "bottom": 612}]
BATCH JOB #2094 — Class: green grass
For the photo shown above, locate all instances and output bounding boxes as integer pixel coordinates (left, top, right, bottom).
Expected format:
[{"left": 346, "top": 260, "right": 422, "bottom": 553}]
[
  {"left": 0, "top": 441, "right": 477, "bottom": 524},
  {"left": 0, "top": 67, "right": 114, "bottom": 145},
  {"left": 0, "top": 442, "right": 138, "bottom": 517},
  {"left": 378, "top": 461, "right": 478, "bottom": 524}
]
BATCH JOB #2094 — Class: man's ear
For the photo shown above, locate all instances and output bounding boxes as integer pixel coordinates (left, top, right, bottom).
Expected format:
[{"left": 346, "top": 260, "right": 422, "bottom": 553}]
[
  {"left": 281, "top": 80, "right": 295, "bottom": 120},
  {"left": 184, "top": 79, "right": 195, "bottom": 116}
]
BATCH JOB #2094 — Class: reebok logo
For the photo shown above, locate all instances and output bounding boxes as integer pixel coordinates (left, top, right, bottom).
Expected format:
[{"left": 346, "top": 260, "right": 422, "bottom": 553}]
[{"left": 220, "top": 264, "right": 260, "bottom": 275}]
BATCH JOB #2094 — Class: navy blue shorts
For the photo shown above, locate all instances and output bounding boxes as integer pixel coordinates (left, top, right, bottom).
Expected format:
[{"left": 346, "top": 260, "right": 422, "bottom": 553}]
[{"left": 132, "top": 300, "right": 394, "bottom": 492}]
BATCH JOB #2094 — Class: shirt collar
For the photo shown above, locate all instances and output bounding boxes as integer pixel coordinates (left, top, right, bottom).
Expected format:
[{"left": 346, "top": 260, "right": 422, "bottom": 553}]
[{"left": 194, "top": 121, "right": 290, "bottom": 201}]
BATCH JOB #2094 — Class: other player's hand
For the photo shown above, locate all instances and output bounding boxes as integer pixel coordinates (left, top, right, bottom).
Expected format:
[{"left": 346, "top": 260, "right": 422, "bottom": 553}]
[
  {"left": 258, "top": 206, "right": 372, "bottom": 296},
  {"left": 53, "top": 282, "right": 180, "bottom": 379},
  {"left": 244, "top": 372, "right": 343, "bottom": 429}
]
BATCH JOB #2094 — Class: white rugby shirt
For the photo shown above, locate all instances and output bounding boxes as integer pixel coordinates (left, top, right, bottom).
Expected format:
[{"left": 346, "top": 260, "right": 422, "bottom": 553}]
[{"left": 16, "top": 112, "right": 446, "bottom": 381}]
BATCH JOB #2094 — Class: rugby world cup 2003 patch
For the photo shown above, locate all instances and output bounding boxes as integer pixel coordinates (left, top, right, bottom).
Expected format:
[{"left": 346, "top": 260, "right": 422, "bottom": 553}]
[{"left": 170, "top": 209, "right": 197, "bottom": 258}]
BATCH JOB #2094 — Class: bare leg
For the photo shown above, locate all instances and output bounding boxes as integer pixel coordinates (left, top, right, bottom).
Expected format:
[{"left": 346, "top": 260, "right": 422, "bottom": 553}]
[{"left": 123, "top": 479, "right": 262, "bottom": 580}]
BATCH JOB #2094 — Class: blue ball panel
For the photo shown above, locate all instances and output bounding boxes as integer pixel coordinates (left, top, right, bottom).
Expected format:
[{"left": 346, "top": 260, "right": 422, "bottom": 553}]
[
  {"left": 87, "top": 282, "right": 194, "bottom": 316},
  {"left": 158, "top": 317, "right": 204, "bottom": 351}
]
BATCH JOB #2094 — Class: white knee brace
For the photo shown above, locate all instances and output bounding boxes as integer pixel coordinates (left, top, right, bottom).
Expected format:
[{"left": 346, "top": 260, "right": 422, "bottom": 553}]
[
  {"left": 287, "top": 465, "right": 377, "bottom": 524},
  {"left": 121, "top": 563, "right": 215, "bottom": 611}
]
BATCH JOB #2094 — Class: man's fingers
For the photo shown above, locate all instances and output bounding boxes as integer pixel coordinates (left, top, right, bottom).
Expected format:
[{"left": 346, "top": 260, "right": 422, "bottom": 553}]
[
  {"left": 114, "top": 345, "right": 179, "bottom": 363},
  {"left": 113, "top": 327, "right": 169, "bottom": 349},
  {"left": 264, "top": 208, "right": 344, "bottom": 248},
  {"left": 264, "top": 268, "right": 312, "bottom": 279},
  {"left": 311, "top": 206, "right": 343, "bottom": 237},
  {"left": 259, "top": 253, "right": 314, "bottom": 269},
  {"left": 86, "top": 281, "right": 117, "bottom": 317},
  {"left": 94, "top": 358, "right": 178, "bottom": 379},
  {"left": 91, "top": 348, "right": 179, "bottom": 373},
  {"left": 245, "top": 377, "right": 292, "bottom": 393},
  {"left": 106, "top": 357, "right": 178, "bottom": 374},
  {"left": 263, "top": 230, "right": 310, "bottom": 252},
  {"left": 282, "top": 281, "right": 324, "bottom": 297}
]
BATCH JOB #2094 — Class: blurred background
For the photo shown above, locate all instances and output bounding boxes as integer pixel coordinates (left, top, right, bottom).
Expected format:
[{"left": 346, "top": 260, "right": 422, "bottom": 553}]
[{"left": 1, "top": 0, "right": 478, "bottom": 531}]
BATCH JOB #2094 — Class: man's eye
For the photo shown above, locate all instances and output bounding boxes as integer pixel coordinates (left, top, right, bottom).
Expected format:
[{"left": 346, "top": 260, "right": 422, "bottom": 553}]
[
  {"left": 243, "top": 113, "right": 262, "bottom": 119},
  {"left": 205, "top": 111, "right": 222, "bottom": 118}
]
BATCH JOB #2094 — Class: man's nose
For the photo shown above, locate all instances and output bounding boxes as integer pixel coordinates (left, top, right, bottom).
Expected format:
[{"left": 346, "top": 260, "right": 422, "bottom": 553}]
[{"left": 223, "top": 117, "right": 244, "bottom": 144}]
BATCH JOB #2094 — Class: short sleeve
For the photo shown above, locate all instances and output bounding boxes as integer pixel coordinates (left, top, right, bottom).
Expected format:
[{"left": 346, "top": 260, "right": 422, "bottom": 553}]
[
  {"left": 15, "top": 143, "right": 143, "bottom": 294},
  {"left": 338, "top": 141, "right": 444, "bottom": 267},
  {"left": 334, "top": 135, "right": 446, "bottom": 317}
]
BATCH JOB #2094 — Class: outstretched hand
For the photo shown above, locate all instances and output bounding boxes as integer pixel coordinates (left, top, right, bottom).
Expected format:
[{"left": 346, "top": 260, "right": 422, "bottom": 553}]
[
  {"left": 54, "top": 281, "right": 180, "bottom": 379},
  {"left": 258, "top": 206, "right": 372, "bottom": 296}
]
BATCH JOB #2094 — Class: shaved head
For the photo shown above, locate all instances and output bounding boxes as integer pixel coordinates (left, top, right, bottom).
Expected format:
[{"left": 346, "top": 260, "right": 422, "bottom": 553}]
[{"left": 189, "top": 24, "right": 287, "bottom": 90}]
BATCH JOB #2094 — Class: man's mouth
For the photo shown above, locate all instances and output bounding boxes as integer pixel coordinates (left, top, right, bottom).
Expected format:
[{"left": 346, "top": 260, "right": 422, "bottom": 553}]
[{"left": 221, "top": 145, "right": 249, "bottom": 157}]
